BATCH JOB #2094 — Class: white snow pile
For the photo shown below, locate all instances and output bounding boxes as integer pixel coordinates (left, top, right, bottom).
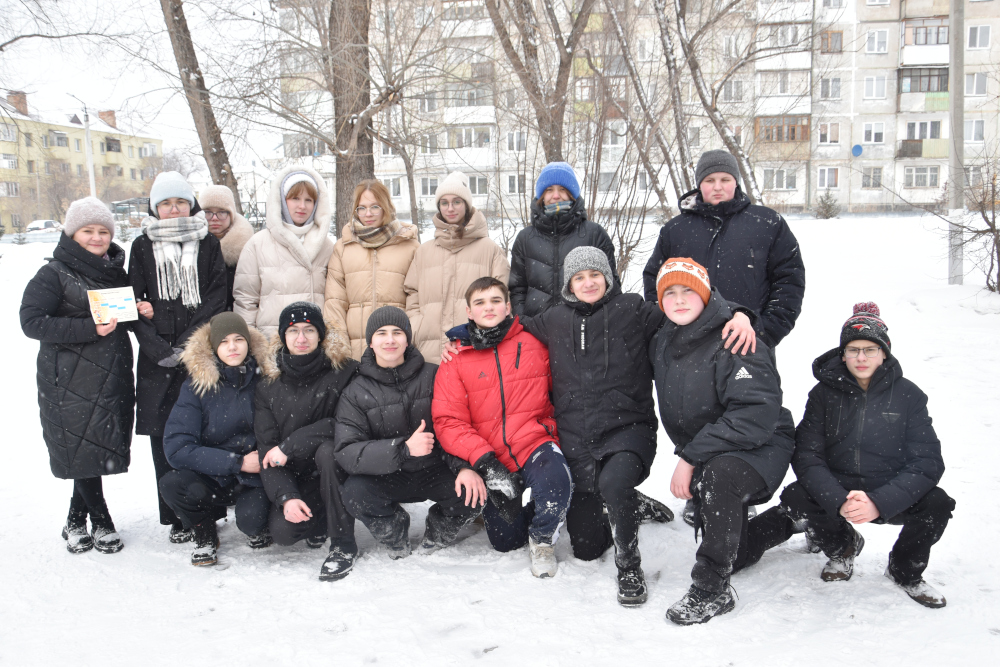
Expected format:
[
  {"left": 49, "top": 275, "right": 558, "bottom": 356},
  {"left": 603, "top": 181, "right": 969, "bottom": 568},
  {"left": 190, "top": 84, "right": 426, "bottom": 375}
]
[{"left": 1, "top": 214, "right": 996, "bottom": 665}]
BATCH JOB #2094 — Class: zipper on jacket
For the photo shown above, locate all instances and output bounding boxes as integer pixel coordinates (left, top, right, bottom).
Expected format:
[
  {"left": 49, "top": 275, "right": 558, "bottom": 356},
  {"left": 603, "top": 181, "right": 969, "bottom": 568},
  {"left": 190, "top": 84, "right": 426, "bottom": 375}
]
[
  {"left": 371, "top": 248, "right": 379, "bottom": 314},
  {"left": 855, "top": 392, "right": 868, "bottom": 474},
  {"left": 749, "top": 247, "right": 755, "bottom": 270},
  {"left": 580, "top": 316, "right": 587, "bottom": 353},
  {"left": 515, "top": 342, "right": 522, "bottom": 369},
  {"left": 493, "top": 347, "right": 521, "bottom": 470}
]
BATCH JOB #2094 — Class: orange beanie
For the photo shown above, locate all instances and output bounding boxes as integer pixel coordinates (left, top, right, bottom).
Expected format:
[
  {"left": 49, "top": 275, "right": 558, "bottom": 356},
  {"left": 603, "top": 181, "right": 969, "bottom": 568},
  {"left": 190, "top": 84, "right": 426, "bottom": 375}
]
[{"left": 656, "top": 257, "right": 711, "bottom": 310}]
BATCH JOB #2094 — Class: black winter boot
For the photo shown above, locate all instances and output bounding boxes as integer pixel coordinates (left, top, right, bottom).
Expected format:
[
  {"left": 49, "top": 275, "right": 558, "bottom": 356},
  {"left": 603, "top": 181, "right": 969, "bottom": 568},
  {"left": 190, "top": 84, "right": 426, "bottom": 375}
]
[
  {"left": 247, "top": 528, "right": 273, "bottom": 549},
  {"left": 420, "top": 504, "right": 478, "bottom": 553},
  {"left": 62, "top": 509, "right": 94, "bottom": 554},
  {"left": 367, "top": 508, "right": 411, "bottom": 559},
  {"left": 319, "top": 543, "right": 358, "bottom": 582},
  {"left": 169, "top": 523, "right": 194, "bottom": 544},
  {"left": 636, "top": 491, "right": 674, "bottom": 524},
  {"left": 666, "top": 585, "right": 736, "bottom": 625},
  {"left": 821, "top": 529, "right": 864, "bottom": 582},
  {"left": 90, "top": 513, "right": 124, "bottom": 554},
  {"left": 616, "top": 566, "right": 648, "bottom": 607},
  {"left": 191, "top": 522, "right": 219, "bottom": 567}
]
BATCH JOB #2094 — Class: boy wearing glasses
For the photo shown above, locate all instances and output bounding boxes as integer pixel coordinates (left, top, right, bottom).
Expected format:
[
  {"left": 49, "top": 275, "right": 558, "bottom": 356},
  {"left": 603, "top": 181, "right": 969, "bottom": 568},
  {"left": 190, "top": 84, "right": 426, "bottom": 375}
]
[
  {"left": 755, "top": 302, "right": 954, "bottom": 608},
  {"left": 199, "top": 185, "right": 254, "bottom": 310}
]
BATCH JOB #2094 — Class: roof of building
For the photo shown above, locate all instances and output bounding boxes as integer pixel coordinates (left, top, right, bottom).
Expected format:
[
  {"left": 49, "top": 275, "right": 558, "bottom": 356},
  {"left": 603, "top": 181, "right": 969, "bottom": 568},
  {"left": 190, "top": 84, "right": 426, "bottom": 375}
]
[{"left": 0, "top": 97, "right": 160, "bottom": 141}]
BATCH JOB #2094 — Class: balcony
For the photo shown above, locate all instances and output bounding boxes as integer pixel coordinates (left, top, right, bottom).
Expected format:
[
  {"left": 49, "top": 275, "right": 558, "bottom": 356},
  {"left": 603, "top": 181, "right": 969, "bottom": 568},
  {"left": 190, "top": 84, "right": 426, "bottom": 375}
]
[
  {"left": 900, "top": 44, "right": 949, "bottom": 66},
  {"left": 899, "top": 92, "right": 949, "bottom": 113},
  {"left": 896, "top": 138, "right": 949, "bottom": 158}
]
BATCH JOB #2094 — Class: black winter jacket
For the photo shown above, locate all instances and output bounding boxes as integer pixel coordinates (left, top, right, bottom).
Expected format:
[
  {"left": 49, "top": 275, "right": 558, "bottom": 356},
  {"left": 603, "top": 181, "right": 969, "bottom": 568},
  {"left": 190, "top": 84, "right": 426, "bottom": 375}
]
[
  {"left": 521, "top": 285, "right": 663, "bottom": 492},
  {"left": 254, "top": 331, "right": 358, "bottom": 507},
  {"left": 642, "top": 187, "right": 805, "bottom": 347},
  {"left": 163, "top": 322, "right": 272, "bottom": 487},
  {"left": 651, "top": 288, "right": 795, "bottom": 497},
  {"left": 129, "top": 224, "right": 228, "bottom": 436},
  {"left": 794, "top": 350, "right": 944, "bottom": 520},
  {"left": 509, "top": 197, "right": 619, "bottom": 317},
  {"left": 334, "top": 347, "right": 465, "bottom": 476},
  {"left": 20, "top": 235, "right": 136, "bottom": 479}
]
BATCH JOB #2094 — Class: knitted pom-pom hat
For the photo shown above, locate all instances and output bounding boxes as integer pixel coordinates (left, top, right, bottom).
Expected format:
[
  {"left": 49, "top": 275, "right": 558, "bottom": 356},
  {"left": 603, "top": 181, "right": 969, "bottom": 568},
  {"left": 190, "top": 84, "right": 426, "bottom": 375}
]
[
  {"left": 656, "top": 257, "right": 711, "bottom": 309},
  {"left": 840, "top": 301, "right": 891, "bottom": 357},
  {"left": 278, "top": 301, "right": 326, "bottom": 344}
]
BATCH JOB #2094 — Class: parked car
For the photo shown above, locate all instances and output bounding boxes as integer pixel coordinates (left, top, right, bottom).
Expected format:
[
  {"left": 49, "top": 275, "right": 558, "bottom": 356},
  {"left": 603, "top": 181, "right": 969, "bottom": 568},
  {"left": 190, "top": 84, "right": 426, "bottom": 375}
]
[{"left": 26, "top": 220, "right": 62, "bottom": 233}]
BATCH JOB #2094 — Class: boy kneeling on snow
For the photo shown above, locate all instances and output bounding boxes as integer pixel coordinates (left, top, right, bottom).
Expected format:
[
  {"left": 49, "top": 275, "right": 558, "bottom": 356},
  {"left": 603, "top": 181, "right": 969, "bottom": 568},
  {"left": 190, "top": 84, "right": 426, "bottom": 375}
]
[
  {"left": 652, "top": 259, "right": 796, "bottom": 625},
  {"left": 752, "top": 303, "right": 955, "bottom": 608}
]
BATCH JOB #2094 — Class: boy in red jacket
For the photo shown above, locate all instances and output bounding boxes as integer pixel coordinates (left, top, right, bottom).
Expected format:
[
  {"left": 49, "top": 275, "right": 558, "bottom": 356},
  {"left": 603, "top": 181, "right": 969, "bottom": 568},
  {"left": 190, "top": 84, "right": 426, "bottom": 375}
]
[{"left": 433, "top": 277, "right": 573, "bottom": 578}]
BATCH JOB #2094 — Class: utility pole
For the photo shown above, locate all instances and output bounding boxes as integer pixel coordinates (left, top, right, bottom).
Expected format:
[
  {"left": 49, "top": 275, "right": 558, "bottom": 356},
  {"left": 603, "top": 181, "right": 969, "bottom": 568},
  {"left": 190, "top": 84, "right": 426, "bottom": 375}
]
[
  {"left": 948, "top": 0, "right": 964, "bottom": 285},
  {"left": 69, "top": 94, "right": 97, "bottom": 197}
]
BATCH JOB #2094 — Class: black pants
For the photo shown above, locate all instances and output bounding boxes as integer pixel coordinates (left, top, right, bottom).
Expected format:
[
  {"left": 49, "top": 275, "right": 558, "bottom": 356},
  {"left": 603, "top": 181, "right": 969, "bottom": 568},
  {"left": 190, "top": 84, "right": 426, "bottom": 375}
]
[
  {"left": 149, "top": 436, "right": 181, "bottom": 527},
  {"left": 779, "top": 481, "right": 955, "bottom": 584},
  {"left": 68, "top": 477, "right": 111, "bottom": 524},
  {"left": 565, "top": 451, "right": 645, "bottom": 569},
  {"left": 315, "top": 443, "right": 358, "bottom": 551},
  {"left": 269, "top": 475, "right": 327, "bottom": 546},
  {"left": 342, "top": 461, "right": 480, "bottom": 552},
  {"left": 158, "top": 469, "right": 270, "bottom": 536}
]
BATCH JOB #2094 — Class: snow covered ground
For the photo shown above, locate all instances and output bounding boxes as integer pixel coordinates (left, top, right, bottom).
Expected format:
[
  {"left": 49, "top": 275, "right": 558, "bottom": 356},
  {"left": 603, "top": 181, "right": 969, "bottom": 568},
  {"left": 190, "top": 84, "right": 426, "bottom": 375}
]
[{"left": 1, "top": 214, "right": 997, "bottom": 666}]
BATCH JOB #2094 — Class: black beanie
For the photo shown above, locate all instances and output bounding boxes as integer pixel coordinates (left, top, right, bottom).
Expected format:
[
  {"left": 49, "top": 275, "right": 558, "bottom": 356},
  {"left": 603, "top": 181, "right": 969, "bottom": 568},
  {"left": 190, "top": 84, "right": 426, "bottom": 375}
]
[
  {"left": 210, "top": 312, "right": 251, "bottom": 352},
  {"left": 278, "top": 301, "right": 326, "bottom": 345},
  {"left": 840, "top": 301, "right": 891, "bottom": 358},
  {"left": 695, "top": 150, "right": 741, "bottom": 187},
  {"left": 365, "top": 306, "right": 412, "bottom": 345}
]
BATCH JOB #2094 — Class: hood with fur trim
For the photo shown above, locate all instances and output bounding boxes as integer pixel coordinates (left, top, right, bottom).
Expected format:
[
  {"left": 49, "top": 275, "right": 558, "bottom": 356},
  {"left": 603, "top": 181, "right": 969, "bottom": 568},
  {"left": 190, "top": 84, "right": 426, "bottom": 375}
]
[
  {"left": 180, "top": 322, "right": 271, "bottom": 397},
  {"left": 218, "top": 213, "right": 255, "bottom": 267},
  {"left": 265, "top": 164, "right": 333, "bottom": 265},
  {"left": 257, "top": 320, "right": 352, "bottom": 381}
]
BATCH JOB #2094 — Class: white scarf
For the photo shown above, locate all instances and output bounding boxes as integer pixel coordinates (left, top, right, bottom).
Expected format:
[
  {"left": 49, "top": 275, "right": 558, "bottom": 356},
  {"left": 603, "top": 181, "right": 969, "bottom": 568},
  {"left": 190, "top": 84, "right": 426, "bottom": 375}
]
[{"left": 142, "top": 214, "right": 208, "bottom": 309}]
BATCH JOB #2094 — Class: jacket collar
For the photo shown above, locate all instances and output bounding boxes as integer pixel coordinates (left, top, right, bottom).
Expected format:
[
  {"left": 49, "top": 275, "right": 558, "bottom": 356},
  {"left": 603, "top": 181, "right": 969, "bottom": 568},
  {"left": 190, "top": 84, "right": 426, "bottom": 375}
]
[
  {"left": 52, "top": 234, "right": 129, "bottom": 285},
  {"left": 657, "top": 288, "right": 732, "bottom": 356},
  {"left": 812, "top": 348, "right": 902, "bottom": 394},
  {"left": 432, "top": 208, "right": 487, "bottom": 251},
  {"left": 679, "top": 186, "right": 751, "bottom": 220},
  {"left": 530, "top": 196, "right": 588, "bottom": 236}
]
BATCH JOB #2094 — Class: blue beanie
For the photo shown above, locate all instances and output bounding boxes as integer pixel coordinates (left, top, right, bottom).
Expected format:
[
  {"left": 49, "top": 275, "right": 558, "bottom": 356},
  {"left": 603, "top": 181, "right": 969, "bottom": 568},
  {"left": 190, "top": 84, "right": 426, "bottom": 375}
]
[
  {"left": 149, "top": 171, "right": 196, "bottom": 211},
  {"left": 535, "top": 162, "right": 580, "bottom": 201}
]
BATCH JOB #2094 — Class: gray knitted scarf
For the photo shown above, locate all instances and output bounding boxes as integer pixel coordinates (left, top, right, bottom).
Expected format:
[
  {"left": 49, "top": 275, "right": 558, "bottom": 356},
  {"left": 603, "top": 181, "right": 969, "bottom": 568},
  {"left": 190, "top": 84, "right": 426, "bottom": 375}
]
[{"left": 142, "top": 214, "right": 208, "bottom": 309}]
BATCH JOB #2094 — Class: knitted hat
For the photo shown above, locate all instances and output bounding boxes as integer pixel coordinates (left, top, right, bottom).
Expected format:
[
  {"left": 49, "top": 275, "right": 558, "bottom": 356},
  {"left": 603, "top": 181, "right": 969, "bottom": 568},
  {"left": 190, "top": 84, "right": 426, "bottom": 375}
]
[
  {"left": 365, "top": 305, "right": 412, "bottom": 345},
  {"left": 63, "top": 197, "right": 115, "bottom": 239},
  {"left": 695, "top": 150, "right": 741, "bottom": 187},
  {"left": 535, "top": 162, "right": 580, "bottom": 200},
  {"left": 149, "top": 171, "right": 196, "bottom": 211},
  {"left": 840, "top": 302, "right": 891, "bottom": 357},
  {"left": 561, "top": 246, "right": 614, "bottom": 302},
  {"left": 278, "top": 301, "right": 326, "bottom": 345},
  {"left": 209, "top": 312, "right": 251, "bottom": 352},
  {"left": 435, "top": 171, "right": 473, "bottom": 208},
  {"left": 198, "top": 185, "right": 237, "bottom": 218},
  {"left": 656, "top": 257, "right": 712, "bottom": 308}
]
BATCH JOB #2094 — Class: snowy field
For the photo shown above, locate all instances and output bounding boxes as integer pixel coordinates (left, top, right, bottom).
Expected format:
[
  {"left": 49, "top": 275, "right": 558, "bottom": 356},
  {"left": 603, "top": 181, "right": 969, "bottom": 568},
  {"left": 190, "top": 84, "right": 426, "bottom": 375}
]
[{"left": 1, "top": 214, "right": 997, "bottom": 666}]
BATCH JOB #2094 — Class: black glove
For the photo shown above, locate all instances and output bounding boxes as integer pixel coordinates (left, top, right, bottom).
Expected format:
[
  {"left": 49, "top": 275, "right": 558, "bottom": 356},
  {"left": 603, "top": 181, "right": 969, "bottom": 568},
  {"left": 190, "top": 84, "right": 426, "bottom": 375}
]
[{"left": 474, "top": 453, "right": 525, "bottom": 524}]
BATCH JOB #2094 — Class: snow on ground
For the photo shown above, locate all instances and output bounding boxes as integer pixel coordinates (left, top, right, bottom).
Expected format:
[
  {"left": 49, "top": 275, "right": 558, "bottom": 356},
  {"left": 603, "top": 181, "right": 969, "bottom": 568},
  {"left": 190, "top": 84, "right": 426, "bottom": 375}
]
[{"left": 1, "top": 214, "right": 997, "bottom": 666}]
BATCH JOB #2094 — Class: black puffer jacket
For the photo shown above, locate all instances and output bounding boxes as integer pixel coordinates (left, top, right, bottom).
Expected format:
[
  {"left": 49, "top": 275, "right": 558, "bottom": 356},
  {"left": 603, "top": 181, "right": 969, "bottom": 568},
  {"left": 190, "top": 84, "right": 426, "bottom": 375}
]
[
  {"left": 129, "top": 220, "right": 228, "bottom": 436},
  {"left": 20, "top": 234, "right": 136, "bottom": 479},
  {"left": 334, "top": 346, "right": 464, "bottom": 476},
  {"left": 794, "top": 350, "right": 944, "bottom": 520},
  {"left": 642, "top": 187, "right": 805, "bottom": 347},
  {"left": 651, "top": 288, "right": 795, "bottom": 497},
  {"left": 255, "top": 330, "right": 359, "bottom": 506},
  {"left": 521, "top": 285, "right": 663, "bottom": 492},
  {"left": 509, "top": 197, "right": 619, "bottom": 317}
]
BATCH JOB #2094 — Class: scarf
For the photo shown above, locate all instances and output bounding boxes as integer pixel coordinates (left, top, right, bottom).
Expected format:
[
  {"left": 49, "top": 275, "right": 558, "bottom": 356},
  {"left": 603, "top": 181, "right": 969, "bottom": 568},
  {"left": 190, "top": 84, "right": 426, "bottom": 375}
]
[
  {"left": 468, "top": 315, "right": 515, "bottom": 350},
  {"left": 352, "top": 217, "right": 401, "bottom": 249},
  {"left": 142, "top": 214, "right": 208, "bottom": 309},
  {"left": 544, "top": 200, "right": 573, "bottom": 216}
]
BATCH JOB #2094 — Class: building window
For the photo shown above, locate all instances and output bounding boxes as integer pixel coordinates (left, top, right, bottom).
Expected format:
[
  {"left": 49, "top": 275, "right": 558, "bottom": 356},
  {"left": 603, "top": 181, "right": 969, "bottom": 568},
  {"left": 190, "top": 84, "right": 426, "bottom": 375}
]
[
  {"left": 382, "top": 177, "right": 401, "bottom": 197},
  {"left": 968, "top": 26, "right": 991, "bottom": 49},
  {"left": 907, "top": 121, "right": 941, "bottom": 139},
  {"left": 131, "top": 168, "right": 137, "bottom": 180},
  {"left": 61, "top": 162, "right": 70, "bottom": 174},
  {"left": 507, "top": 174, "right": 526, "bottom": 194},
  {"left": 507, "top": 131, "right": 526, "bottom": 152},
  {"left": 102, "top": 166, "right": 112, "bottom": 177},
  {"left": 74, "top": 138, "right": 82, "bottom": 152},
  {"left": 106, "top": 138, "right": 122, "bottom": 153},
  {"left": 820, "top": 77, "right": 841, "bottom": 99},
  {"left": 965, "top": 119, "right": 985, "bottom": 142},
  {"left": 44, "top": 162, "right": 51, "bottom": 174},
  {"left": 11, "top": 213, "right": 21, "bottom": 227},
  {"left": 904, "top": 166, "right": 939, "bottom": 187},
  {"left": 966, "top": 73, "right": 988, "bottom": 96},
  {"left": 0, "top": 124, "right": 17, "bottom": 143},
  {"left": 862, "top": 167, "right": 883, "bottom": 189},
  {"left": 771, "top": 24, "right": 799, "bottom": 48},
  {"left": 128, "top": 145, "right": 134, "bottom": 158},
  {"left": 965, "top": 166, "right": 983, "bottom": 187},
  {"left": 381, "top": 142, "right": 398, "bottom": 156},
  {"left": 638, "top": 172, "right": 649, "bottom": 190},
  {"left": 55, "top": 134, "right": 69, "bottom": 147},
  {"left": 1, "top": 153, "right": 16, "bottom": 169},
  {"left": 99, "top": 142, "right": 106, "bottom": 154},
  {"left": 818, "top": 167, "right": 839, "bottom": 189},
  {"left": 421, "top": 177, "right": 438, "bottom": 196},
  {"left": 761, "top": 71, "right": 806, "bottom": 96},
  {"left": 686, "top": 127, "right": 701, "bottom": 147},
  {"left": 597, "top": 172, "right": 619, "bottom": 192},
  {"left": 142, "top": 143, "right": 157, "bottom": 157},
  {"left": 818, "top": 122, "right": 840, "bottom": 144},
  {"left": 820, "top": 32, "right": 843, "bottom": 53},
  {"left": 469, "top": 176, "right": 488, "bottom": 195},
  {"left": 867, "top": 30, "right": 888, "bottom": 53},
  {"left": 913, "top": 26, "right": 948, "bottom": 45},
  {"left": 77, "top": 164, "right": 83, "bottom": 176},
  {"left": 900, "top": 68, "right": 949, "bottom": 93},
  {"left": 418, "top": 92, "right": 438, "bottom": 112},
  {"left": 0, "top": 182, "right": 20, "bottom": 197},
  {"left": 27, "top": 160, "right": 34, "bottom": 173},
  {"left": 116, "top": 166, "right": 123, "bottom": 177},
  {"left": 867, "top": 0, "right": 889, "bottom": 5},
  {"left": 604, "top": 126, "right": 623, "bottom": 146},
  {"left": 420, "top": 134, "right": 438, "bottom": 154},
  {"left": 763, "top": 169, "right": 796, "bottom": 190},
  {"left": 448, "top": 126, "right": 490, "bottom": 149},
  {"left": 42, "top": 134, "right": 49, "bottom": 148},
  {"left": 722, "top": 80, "right": 743, "bottom": 102},
  {"left": 441, "top": 0, "right": 486, "bottom": 21},
  {"left": 864, "top": 76, "right": 887, "bottom": 98},
  {"left": 576, "top": 78, "right": 594, "bottom": 101},
  {"left": 823, "top": 0, "right": 844, "bottom": 6},
  {"left": 863, "top": 122, "right": 884, "bottom": 143},
  {"left": 24, "top": 133, "right": 31, "bottom": 147},
  {"left": 756, "top": 116, "right": 810, "bottom": 142}
]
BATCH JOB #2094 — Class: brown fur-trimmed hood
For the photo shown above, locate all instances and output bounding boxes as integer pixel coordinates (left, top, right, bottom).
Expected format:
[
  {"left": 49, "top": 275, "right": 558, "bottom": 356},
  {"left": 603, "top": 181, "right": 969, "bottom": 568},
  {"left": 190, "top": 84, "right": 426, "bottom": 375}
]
[
  {"left": 219, "top": 214, "right": 255, "bottom": 267},
  {"left": 180, "top": 322, "right": 271, "bottom": 396},
  {"left": 257, "top": 321, "right": 352, "bottom": 381}
]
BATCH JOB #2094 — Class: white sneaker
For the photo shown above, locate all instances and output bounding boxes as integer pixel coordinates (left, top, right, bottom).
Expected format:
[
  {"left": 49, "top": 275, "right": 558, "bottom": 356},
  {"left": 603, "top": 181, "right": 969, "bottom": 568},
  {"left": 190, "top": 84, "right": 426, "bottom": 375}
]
[
  {"left": 529, "top": 537, "right": 557, "bottom": 578},
  {"left": 885, "top": 568, "right": 946, "bottom": 608}
]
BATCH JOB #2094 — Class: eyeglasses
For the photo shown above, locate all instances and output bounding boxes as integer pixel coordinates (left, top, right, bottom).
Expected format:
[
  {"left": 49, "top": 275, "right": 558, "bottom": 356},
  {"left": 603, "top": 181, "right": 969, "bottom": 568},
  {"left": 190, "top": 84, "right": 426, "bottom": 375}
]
[
  {"left": 355, "top": 205, "right": 382, "bottom": 215},
  {"left": 205, "top": 210, "right": 230, "bottom": 220},
  {"left": 844, "top": 346, "right": 881, "bottom": 359}
]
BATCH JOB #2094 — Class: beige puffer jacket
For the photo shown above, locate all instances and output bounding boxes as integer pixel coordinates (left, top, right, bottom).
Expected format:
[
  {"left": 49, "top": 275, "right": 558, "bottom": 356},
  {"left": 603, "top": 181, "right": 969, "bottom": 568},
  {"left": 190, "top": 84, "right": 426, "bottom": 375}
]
[
  {"left": 323, "top": 220, "right": 420, "bottom": 360},
  {"left": 404, "top": 209, "right": 509, "bottom": 360},
  {"left": 232, "top": 165, "right": 334, "bottom": 336}
]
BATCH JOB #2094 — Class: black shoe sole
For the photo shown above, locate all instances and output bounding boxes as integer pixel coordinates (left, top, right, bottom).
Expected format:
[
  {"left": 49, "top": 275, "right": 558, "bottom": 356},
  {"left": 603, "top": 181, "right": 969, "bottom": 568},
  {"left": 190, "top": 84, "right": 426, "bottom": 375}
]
[
  {"left": 62, "top": 526, "right": 95, "bottom": 554},
  {"left": 666, "top": 597, "right": 736, "bottom": 626},
  {"left": 318, "top": 566, "right": 354, "bottom": 582},
  {"left": 618, "top": 591, "right": 648, "bottom": 607},
  {"left": 94, "top": 540, "right": 124, "bottom": 554}
]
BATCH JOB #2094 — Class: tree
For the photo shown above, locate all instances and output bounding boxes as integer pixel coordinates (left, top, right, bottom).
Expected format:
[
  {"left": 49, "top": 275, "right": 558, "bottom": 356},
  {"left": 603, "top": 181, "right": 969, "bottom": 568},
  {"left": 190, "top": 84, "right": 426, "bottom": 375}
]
[{"left": 959, "top": 163, "right": 1000, "bottom": 291}]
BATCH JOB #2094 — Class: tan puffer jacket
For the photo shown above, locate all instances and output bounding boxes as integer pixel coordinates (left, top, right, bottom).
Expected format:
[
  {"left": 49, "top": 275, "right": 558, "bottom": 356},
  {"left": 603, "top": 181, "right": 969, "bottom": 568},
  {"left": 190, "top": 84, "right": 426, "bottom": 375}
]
[
  {"left": 404, "top": 209, "right": 509, "bottom": 360},
  {"left": 323, "top": 221, "right": 420, "bottom": 360},
  {"left": 233, "top": 165, "right": 334, "bottom": 336}
]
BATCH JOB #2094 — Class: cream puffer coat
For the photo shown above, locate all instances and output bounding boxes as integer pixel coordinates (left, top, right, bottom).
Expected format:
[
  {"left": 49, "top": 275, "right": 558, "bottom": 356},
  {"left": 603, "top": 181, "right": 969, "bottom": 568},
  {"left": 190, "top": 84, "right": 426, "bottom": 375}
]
[
  {"left": 323, "top": 220, "right": 420, "bottom": 360},
  {"left": 404, "top": 209, "right": 509, "bottom": 361},
  {"left": 233, "top": 165, "right": 334, "bottom": 336}
]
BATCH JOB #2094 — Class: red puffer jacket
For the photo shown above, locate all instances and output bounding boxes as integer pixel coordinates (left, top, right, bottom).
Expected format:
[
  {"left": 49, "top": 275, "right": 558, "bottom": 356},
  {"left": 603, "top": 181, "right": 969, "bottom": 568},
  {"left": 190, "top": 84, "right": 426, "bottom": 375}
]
[{"left": 432, "top": 318, "right": 558, "bottom": 472}]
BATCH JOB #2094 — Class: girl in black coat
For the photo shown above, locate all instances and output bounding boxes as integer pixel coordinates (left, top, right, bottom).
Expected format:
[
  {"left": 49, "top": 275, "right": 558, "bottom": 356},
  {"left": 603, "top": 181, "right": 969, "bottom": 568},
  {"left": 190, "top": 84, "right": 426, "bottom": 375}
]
[
  {"left": 160, "top": 313, "right": 273, "bottom": 566},
  {"left": 129, "top": 172, "right": 227, "bottom": 541},
  {"left": 20, "top": 197, "right": 137, "bottom": 554}
]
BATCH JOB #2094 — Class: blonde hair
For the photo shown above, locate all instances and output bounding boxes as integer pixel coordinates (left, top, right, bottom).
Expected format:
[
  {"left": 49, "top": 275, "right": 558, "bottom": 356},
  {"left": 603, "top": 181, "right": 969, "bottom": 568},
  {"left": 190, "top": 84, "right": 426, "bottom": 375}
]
[{"left": 352, "top": 179, "right": 395, "bottom": 224}]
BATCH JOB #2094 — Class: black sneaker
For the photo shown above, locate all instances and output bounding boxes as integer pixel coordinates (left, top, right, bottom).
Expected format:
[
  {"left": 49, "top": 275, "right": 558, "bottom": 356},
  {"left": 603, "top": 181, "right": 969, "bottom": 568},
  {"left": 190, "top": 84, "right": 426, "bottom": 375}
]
[
  {"left": 666, "top": 585, "right": 736, "bottom": 625},
  {"left": 62, "top": 523, "right": 94, "bottom": 554},
  {"left": 169, "top": 524, "right": 194, "bottom": 544},
  {"left": 617, "top": 566, "right": 648, "bottom": 607},
  {"left": 247, "top": 529, "right": 273, "bottom": 549},
  {"left": 91, "top": 524, "right": 124, "bottom": 554},
  {"left": 681, "top": 499, "right": 697, "bottom": 527},
  {"left": 319, "top": 546, "right": 357, "bottom": 581},
  {"left": 821, "top": 530, "right": 865, "bottom": 582},
  {"left": 637, "top": 491, "right": 674, "bottom": 524},
  {"left": 191, "top": 522, "right": 219, "bottom": 567}
]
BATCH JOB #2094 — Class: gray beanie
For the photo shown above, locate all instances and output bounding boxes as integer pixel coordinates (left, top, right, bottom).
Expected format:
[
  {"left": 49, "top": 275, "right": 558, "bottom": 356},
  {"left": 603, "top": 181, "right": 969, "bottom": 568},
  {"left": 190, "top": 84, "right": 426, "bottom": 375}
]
[
  {"left": 365, "top": 306, "right": 412, "bottom": 345},
  {"left": 695, "top": 150, "right": 741, "bottom": 187},
  {"left": 561, "top": 246, "right": 614, "bottom": 302},
  {"left": 149, "top": 171, "right": 196, "bottom": 211},
  {"left": 64, "top": 197, "right": 115, "bottom": 239}
]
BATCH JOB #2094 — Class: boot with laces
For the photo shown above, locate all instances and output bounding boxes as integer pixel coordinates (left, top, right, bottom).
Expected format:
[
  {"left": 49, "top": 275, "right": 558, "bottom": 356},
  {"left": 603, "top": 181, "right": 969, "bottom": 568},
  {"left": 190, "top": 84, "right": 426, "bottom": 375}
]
[
  {"left": 666, "top": 585, "right": 735, "bottom": 625},
  {"left": 528, "top": 537, "right": 557, "bottom": 578},
  {"left": 616, "top": 566, "right": 648, "bottom": 606}
]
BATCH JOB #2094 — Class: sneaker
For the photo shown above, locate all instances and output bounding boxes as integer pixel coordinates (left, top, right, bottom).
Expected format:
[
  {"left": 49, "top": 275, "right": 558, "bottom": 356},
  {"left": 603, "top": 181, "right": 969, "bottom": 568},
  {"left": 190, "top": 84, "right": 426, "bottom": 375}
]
[
  {"left": 387, "top": 539, "right": 412, "bottom": 560},
  {"left": 637, "top": 491, "right": 674, "bottom": 524},
  {"left": 91, "top": 525, "right": 124, "bottom": 554},
  {"left": 247, "top": 529, "right": 273, "bottom": 549},
  {"left": 319, "top": 546, "right": 358, "bottom": 581},
  {"left": 885, "top": 568, "right": 946, "bottom": 608},
  {"left": 528, "top": 537, "right": 558, "bottom": 578},
  {"left": 62, "top": 523, "right": 94, "bottom": 554},
  {"left": 821, "top": 530, "right": 865, "bottom": 582},
  {"left": 681, "top": 499, "right": 697, "bottom": 527},
  {"left": 666, "top": 585, "right": 736, "bottom": 626},
  {"left": 305, "top": 534, "right": 327, "bottom": 549},
  {"left": 191, "top": 522, "right": 219, "bottom": 567},
  {"left": 617, "top": 566, "right": 648, "bottom": 607},
  {"left": 169, "top": 524, "right": 194, "bottom": 544}
]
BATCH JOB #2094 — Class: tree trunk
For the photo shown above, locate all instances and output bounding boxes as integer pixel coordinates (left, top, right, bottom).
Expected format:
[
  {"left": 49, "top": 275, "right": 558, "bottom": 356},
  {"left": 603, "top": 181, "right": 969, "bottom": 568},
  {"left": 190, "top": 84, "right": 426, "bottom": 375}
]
[
  {"left": 652, "top": 0, "right": 696, "bottom": 192},
  {"left": 159, "top": 0, "right": 242, "bottom": 210},
  {"left": 399, "top": 149, "right": 420, "bottom": 231}
]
